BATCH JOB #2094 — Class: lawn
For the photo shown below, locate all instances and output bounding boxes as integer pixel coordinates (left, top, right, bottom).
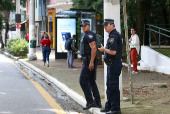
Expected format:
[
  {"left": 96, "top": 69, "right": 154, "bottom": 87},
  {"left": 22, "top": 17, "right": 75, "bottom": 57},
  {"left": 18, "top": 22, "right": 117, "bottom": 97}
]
[{"left": 154, "top": 49, "right": 170, "bottom": 58}]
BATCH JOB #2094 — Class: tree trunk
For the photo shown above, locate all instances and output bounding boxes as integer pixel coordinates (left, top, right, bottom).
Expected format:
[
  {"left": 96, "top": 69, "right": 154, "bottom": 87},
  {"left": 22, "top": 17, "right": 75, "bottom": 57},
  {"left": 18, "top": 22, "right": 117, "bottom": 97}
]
[
  {"left": 136, "top": 0, "right": 144, "bottom": 45},
  {"left": 122, "top": 0, "right": 135, "bottom": 104},
  {"left": 0, "top": 31, "right": 4, "bottom": 48},
  {"left": 3, "top": 11, "right": 10, "bottom": 47},
  {"left": 5, "top": 20, "right": 9, "bottom": 47}
]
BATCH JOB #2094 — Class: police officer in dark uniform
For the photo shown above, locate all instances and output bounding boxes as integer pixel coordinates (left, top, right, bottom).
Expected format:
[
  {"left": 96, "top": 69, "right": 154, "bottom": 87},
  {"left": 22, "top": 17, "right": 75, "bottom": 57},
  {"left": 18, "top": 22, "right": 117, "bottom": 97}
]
[
  {"left": 80, "top": 20, "right": 102, "bottom": 110},
  {"left": 98, "top": 19, "right": 122, "bottom": 114}
]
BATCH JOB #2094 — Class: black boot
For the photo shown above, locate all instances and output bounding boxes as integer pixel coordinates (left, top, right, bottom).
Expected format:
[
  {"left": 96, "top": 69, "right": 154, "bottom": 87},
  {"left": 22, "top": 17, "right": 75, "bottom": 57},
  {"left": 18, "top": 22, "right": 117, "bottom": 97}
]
[
  {"left": 106, "top": 111, "right": 121, "bottom": 114},
  {"left": 100, "top": 108, "right": 110, "bottom": 112},
  {"left": 95, "top": 102, "right": 102, "bottom": 108},
  {"left": 83, "top": 102, "right": 97, "bottom": 110}
]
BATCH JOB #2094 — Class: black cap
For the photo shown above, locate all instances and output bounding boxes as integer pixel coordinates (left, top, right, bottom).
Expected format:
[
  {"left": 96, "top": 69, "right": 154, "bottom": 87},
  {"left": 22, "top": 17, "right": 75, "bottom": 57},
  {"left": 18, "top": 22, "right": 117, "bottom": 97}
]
[
  {"left": 81, "top": 20, "right": 90, "bottom": 26},
  {"left": 102, "top": 19, "right": 114, "bottom": 26}
]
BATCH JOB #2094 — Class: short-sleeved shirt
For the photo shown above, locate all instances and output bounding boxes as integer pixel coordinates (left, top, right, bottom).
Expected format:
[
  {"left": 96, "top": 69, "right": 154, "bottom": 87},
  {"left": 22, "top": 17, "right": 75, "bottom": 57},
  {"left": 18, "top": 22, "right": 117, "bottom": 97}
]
[
  {"left": 80, "top": 31, "right": 96, "bottom": 56},
  {"left": 41, "top": 39, "right": 51, "bottom": 47},
  {"left": 106, "top": 29, "right": 122, "bottom": 60},
  {"left": 84, "top": 31, "right": 96, "bottom": 44}
]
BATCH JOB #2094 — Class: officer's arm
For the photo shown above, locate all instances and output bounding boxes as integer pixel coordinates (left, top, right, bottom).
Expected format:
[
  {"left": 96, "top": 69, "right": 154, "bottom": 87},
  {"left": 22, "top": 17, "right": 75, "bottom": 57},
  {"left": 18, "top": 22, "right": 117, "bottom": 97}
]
[
  {"left": 89, "top": 41, "right": 97, "bottom": 63},
  {"left": 98, "top": 44, "right": 116, "bottom": 55},
  {"left": 104, "top": 48, "right": 116, "bottom": 55}
]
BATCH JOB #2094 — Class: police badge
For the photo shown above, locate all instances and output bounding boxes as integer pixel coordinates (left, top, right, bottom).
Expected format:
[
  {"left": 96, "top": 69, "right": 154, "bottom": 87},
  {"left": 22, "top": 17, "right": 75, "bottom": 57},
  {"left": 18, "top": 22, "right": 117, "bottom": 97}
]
[
  {"left": 88, "top": 35, "right": 93, "bottom": 39},
  {"left": 109, "top": 38, "right": 114, "bottom": 43}
]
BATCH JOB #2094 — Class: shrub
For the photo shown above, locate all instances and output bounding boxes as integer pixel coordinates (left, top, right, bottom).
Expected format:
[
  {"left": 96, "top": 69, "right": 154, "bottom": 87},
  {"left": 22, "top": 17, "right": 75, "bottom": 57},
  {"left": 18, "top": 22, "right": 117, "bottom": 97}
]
[{"left": 5, "top": 36, "right": 29, "bottom": 56}]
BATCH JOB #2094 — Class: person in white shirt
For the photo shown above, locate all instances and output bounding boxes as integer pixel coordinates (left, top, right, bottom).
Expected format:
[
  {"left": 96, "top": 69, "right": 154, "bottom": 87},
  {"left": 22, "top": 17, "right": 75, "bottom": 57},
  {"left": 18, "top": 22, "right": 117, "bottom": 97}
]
[{"left": 129, "top": 28, "right": 140, "bottom": 74}]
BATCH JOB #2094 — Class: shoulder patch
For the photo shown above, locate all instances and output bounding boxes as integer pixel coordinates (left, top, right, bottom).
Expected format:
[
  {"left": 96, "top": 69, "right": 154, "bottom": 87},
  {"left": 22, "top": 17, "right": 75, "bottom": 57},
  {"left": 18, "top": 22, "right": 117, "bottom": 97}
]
[
  {"left": 109, "top": 38, "right": 114, "bottom": 43},
  {"left": 88, "top": 35, "right": 93, "bottom": 39}
]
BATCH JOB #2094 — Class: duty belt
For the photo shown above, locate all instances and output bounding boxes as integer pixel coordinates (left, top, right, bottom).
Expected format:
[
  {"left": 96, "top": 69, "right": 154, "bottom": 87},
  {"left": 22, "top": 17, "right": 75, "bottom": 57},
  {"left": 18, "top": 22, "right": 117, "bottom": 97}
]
[
  {"left": 81, "top": 56, "right": 91, "bottom": 62},
  {"left": 104, "top": 58, "right": 115, "bottom": 65}
]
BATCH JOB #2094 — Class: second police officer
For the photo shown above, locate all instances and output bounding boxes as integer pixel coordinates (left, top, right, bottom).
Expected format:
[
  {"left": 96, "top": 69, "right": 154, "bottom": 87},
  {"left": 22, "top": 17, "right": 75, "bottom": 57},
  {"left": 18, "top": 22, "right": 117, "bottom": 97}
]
[
  {"left": 79, "top": 20, "right": 102, "bottom": 110},
  {"left": 98, "top": 19, "right": 122, "bottom": 114}
]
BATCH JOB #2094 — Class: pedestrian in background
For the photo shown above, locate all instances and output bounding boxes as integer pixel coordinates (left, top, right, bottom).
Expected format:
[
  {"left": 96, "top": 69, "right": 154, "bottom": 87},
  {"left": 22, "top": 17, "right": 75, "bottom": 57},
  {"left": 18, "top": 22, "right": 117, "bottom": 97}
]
[
  {"left": 40, "top": 34, "right": 51, "bottom": 67},
  {"left": 98, "top": 19, "right": 122, "bottom": 114},
  {"left": 26, "top": 31, "right": 29, "bottom": 42},
  {"left": 40, "top": 31, "right": 45, "bottom": 60},
  {"left": 65, "top": 34, "right": 77, "bottom": 68},
  {"left": 79, "top": 20, "right": 101, "bottom": 110},
  {"left": 129, "top": 28, "right": 140, "bottom": 74},
  {"left": 71, "top": 35, "right": 78, "bottom": 68},
  {"left": 40, "top": 31, "right": 45, "bottom": 42}
]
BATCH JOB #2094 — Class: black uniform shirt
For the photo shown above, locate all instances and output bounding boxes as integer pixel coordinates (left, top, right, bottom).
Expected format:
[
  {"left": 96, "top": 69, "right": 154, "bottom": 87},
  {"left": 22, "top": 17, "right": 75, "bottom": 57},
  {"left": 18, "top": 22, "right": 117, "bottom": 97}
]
[
  {"left": 106, "top": 29, "right": 122, "bottom": 60},
  {"left": 81, "top": 31, "right": 96, "bottom": 57}
]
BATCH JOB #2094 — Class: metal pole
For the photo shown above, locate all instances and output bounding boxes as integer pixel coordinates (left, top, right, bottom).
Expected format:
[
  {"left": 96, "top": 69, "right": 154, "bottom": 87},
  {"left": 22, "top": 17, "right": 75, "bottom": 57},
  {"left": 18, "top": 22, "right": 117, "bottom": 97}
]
[
  {"left": 28, "top": 0, "right": 37, "bottom": 60},
  {"left": 149, "top": 25, "right": 151, "bottom": 47},
  {"left": 16, "top": 0, "right": 20, "bottom": 36},
  {"left": 159, "top": 29, "right": 160, "bottom": 53},
  {"left": 143, "top": 24, "right": 145, "bottom": 46}
]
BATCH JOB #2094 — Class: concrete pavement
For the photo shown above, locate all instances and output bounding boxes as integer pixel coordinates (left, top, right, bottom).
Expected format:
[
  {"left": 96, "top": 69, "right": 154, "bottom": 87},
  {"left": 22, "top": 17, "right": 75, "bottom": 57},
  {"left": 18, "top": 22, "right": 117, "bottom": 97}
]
[{"left": 0, "top": 54, "right": 65, "bottom": 114}]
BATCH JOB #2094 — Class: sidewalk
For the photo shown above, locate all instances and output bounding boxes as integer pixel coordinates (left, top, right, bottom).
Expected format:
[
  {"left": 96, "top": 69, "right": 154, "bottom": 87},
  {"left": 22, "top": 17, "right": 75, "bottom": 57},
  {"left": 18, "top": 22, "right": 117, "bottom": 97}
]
[
  {"left": 26, "top": 47, "right": 105, "bottom": 100},
  {"left": 1, "top": 47, "right": 170, "bottom": 114}
]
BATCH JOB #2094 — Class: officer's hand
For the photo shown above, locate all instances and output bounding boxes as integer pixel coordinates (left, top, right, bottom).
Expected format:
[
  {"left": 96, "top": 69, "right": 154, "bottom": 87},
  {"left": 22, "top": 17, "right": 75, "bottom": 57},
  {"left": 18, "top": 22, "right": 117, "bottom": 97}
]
[
  {"left": 98, "top": 44, "right": 105, "bottom": 52},
  {"left": 89, "top": 62, "right": 94, "bottom": 71}
]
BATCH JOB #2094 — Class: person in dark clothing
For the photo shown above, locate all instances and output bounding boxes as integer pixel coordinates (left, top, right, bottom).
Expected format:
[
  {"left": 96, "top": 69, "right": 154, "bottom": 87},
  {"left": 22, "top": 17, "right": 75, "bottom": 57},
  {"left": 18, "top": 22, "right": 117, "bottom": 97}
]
[
  {"left": 98, "top": 19, "right": 122, "bottom": 114},
  {"left": 79, "top": 20, "right": 102, "bottom": 110},
  {"left": 68, "top": 35, "right": 77, "bottom": 68}
]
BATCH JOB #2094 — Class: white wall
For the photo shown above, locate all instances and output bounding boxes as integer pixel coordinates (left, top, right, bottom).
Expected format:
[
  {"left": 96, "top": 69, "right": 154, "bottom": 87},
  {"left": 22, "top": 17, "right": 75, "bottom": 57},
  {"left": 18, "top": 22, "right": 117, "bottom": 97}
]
[{"left": 140, "top": 46, "right": 170, "bottom": 74}]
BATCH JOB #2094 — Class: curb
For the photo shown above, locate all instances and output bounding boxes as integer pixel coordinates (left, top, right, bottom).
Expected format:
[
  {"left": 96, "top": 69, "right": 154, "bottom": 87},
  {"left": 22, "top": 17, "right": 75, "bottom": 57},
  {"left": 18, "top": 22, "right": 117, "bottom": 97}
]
[
  {"left": 0, "top": 50, "right": 20, "bottom": 60},
  {"left": 1, "top": 50, "right": 104, "bottom": 114},
  {"left": 18, "top": 59, "right": 104, "bottom": 114}
]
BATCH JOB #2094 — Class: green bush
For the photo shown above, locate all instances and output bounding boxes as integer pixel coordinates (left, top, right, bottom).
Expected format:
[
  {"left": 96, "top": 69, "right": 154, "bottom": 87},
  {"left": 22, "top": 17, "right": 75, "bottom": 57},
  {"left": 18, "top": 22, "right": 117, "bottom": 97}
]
[{"left": 5, "top": 36, "right": 29, "bottom": 56}]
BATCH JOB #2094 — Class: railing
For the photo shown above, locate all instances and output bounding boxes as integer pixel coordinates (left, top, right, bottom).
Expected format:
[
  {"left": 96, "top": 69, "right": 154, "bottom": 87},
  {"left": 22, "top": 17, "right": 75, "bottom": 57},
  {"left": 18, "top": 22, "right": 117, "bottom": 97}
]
[{"left": 143, "top": 24, "right": 170, "bottom": 52}]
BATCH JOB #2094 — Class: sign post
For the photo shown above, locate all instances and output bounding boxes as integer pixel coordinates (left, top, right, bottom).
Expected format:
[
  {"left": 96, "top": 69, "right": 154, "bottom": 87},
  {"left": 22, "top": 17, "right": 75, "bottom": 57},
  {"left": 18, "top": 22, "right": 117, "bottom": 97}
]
[{"left": 15, "top": 23, "right": 21, "bottom": 29}]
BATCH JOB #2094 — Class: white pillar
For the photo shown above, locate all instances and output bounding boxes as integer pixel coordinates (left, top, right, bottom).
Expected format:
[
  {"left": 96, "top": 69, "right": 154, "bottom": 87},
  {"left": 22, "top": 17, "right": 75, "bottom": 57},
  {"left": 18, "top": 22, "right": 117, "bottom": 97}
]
[
  {"left": 16, "top": 0, "right": 20, "bottom": 36},
  {"left": 104, "top": 0, "right": 123, "bottom": 100},
  {"left": 28, "top": 0, "right": 37, "bottom": 60}
]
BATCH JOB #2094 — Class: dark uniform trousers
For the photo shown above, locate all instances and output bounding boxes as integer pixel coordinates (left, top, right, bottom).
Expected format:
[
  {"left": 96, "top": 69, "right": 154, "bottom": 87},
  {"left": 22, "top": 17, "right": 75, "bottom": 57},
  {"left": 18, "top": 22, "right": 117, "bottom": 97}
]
[
  {"left": 105, "top": 59, "right": 122, "bottom": 111},
  {"left": 80, "top": 61, "right": 101, "bottom": 103}
]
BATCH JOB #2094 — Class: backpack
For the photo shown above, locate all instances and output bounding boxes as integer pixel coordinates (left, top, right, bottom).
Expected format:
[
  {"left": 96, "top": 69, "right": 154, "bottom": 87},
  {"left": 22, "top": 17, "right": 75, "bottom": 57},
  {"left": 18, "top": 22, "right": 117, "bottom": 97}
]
[{"left": 65, "top": 38, "right": 73, "bottom": 50}]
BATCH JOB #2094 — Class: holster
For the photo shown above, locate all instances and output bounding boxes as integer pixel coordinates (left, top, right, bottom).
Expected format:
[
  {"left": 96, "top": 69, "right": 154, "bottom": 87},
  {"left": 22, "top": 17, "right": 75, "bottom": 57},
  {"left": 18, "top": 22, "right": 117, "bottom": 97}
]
[
  {"left": 81, "top": 56, "right": 91, "bottom": 62},
  {"left": 104, "top": 58, "right": 114, "bottom": 65}
]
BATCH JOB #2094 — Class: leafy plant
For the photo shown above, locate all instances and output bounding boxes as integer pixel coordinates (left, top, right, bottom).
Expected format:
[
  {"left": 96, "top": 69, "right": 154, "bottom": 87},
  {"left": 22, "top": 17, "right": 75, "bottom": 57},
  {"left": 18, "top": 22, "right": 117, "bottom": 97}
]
[
  {"left": 5, "top": 36, "right": 29, "bottom": 56},
  {"left": 159, "top": 85, "right": 167, "bottom": 88}
]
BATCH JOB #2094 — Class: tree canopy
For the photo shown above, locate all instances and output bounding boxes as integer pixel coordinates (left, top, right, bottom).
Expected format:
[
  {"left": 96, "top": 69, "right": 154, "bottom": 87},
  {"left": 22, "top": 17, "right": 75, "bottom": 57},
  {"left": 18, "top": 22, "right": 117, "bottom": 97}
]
[
  {"left": 72, "top": 0, "right": 103, "bottom": 16},
  {"left": 0, "top": 0, "right": 15, "bottom": 12},
  {"left": 72, "top": 0, "right": 170, "bottom": 44}
]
